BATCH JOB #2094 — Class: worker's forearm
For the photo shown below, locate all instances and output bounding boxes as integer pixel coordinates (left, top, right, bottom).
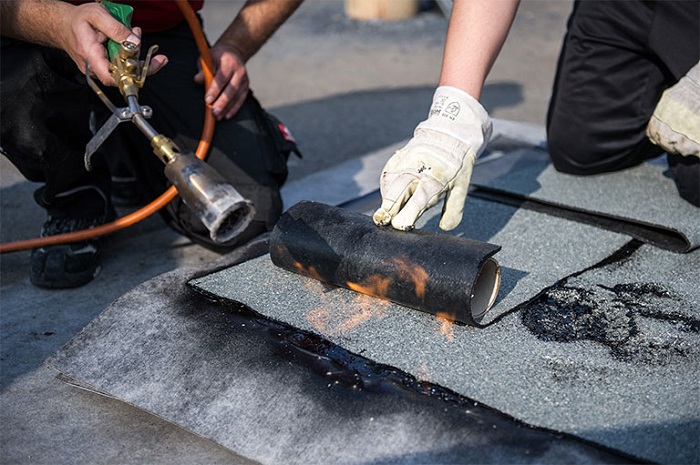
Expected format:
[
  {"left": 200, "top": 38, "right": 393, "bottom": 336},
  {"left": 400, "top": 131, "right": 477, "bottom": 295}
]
[
  {"left": 439, "top": 0, "right": 520, "bottom": 100},
  {"left": 215, "top": 0, "right": 304, "bottom": 62},
  {"left": 0, "top": 0, "right": 73, "bottom": 47}
]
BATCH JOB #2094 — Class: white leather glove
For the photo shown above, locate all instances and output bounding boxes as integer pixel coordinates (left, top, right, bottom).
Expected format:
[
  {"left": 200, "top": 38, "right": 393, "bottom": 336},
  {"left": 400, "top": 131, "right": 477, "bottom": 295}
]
[
  {"left": 373, "top": 86, "right": 492, "bottom": 231},
  {"left": 646, "top": 61, "right": 700, "bottom": 158}
]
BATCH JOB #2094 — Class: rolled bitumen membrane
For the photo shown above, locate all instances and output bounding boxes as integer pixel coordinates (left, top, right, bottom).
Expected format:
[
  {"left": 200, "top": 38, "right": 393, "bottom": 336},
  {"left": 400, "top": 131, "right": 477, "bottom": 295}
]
[{"left": 269, "top": 201, "right": 502, "bottom": 326}]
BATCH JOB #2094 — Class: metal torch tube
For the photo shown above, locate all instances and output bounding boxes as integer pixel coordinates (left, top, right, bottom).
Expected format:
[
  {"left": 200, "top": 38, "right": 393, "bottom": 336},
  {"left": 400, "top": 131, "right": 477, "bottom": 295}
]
[{"left": 131, "top": 111, "right": 159, "bottom": 141}]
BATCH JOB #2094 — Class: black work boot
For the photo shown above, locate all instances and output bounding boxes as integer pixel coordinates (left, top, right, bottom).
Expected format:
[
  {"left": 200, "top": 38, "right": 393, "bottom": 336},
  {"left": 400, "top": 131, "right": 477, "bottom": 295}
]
[{"left": 30, "top": 187, "right": 116, "bottom": 289}]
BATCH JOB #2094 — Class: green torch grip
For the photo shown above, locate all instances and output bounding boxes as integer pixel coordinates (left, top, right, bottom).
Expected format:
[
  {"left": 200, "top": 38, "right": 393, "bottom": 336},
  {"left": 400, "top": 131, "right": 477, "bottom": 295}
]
[{"left": 101, "top": 1, "right": 133, "bottom": 60}]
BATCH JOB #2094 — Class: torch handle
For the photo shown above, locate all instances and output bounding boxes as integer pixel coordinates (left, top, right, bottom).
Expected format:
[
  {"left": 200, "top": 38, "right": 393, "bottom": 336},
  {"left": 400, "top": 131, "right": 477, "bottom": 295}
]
[{"left": 101, "top": 1, "right": 134, "bottom": 60}]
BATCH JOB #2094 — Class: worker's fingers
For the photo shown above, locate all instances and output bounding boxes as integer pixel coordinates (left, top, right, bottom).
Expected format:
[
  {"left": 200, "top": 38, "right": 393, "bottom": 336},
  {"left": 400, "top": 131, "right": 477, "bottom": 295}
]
[
  {"left": 146, "top": 55, "right": 169, "bottom": 75},
  {"left": 126, "top": 27, "right": 142, "bottom": 46},
  {"left": 438, "top": 156, "right": 474, "bottom": 231},
  {"left": 212, "top": 68, "right": 248, "bottom": 120},
  {"left": 81, "top": 37, "right": 113, "bottom": 85},
  {"left": 390, "top": 176, "right": 443, "bottom": 231},
  {"left": 202, "top": 68, "right": 229, "bottom": 102},
  {"left": 91, "top": 3, "right": 133, "bottom": 44},
  {"left": 439, "top": 188, "right": 467, "bottom": 231},
  {"left": 223, "top": 79, "right": 250, "bottom": 120},
  {"left": 62, "top": 3, "right": 133, "bottom": 86},
  {"left": 119, "top": 28, "right": 168, "bottom": 76},
  {"left": 372, "top": 172, "right": 417, "bottom": 227},
  {"left": 439, "top": 184, "right": 467, "bottom": 231},
  {"left": 216, "top": 57, "right": 250, "bottom": 119},
  {"left": 86, "top": 3, "right": 131, "bottom": 85},
  {"left": 372, "top": 203, "right": 394, "bottom": 226}
]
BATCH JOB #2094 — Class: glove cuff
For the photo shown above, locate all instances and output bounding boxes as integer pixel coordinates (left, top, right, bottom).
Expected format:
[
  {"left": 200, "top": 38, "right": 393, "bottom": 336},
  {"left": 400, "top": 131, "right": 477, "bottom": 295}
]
[{"left": 415, "top": 86, "right": 493, "bottom": 156}]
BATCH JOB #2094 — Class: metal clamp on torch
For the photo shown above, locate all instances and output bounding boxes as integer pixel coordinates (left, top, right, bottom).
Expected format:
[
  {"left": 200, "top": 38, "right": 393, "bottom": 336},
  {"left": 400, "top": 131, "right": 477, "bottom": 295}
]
[{"left": 85, "top": 1, "right": 255, "bottom": 245}]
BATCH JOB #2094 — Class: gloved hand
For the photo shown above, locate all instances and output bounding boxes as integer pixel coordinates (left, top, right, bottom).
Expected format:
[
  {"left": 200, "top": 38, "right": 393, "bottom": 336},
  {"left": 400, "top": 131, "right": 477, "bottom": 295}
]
[
  {"left": 646, "top": 61, "right": 700, "bottom": 158},
  {"left": 373, "top": 86, "right": 492, "bottom": 231}
]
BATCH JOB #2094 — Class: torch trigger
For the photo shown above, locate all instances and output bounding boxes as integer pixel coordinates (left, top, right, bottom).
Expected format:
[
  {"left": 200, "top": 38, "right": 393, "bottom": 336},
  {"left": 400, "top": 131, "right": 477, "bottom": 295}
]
[{"left": 136, "top": 45, "right": 159, "bottom": 88}]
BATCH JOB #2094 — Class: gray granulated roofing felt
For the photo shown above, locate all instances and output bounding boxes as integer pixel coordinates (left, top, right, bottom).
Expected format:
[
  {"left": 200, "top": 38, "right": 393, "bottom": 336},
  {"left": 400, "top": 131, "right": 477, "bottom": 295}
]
[
  {"left": 46, "top": 239, "right": 638, "bottom": 465},
  {"left": 472, "top": 149, "right": 700, "bottom": 252},
  {"left": 190, "top": 242, "right": 700, "bottom": 465},
  {"left": 526, "top": 244, "right": 700, "bottom": 463}
]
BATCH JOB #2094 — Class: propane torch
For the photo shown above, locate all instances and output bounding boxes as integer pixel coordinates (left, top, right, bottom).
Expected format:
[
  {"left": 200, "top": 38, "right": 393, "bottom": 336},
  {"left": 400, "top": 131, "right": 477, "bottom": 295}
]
[{"left": 84, "top": 5, "right": 255, "bottom": 245}]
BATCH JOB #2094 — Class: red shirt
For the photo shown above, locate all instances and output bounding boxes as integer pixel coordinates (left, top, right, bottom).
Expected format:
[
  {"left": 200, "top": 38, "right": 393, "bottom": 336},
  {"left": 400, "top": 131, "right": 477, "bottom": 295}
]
[{"left": 71, "top": 1, "right": 204, "bottom": 33}]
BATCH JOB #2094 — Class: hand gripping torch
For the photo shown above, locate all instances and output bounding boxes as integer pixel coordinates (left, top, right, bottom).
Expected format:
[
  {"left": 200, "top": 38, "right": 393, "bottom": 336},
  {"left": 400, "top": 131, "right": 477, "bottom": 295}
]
[
  {"left": 0, "top": 0, "right": 249, "bottom": 254},
  {"left": 85, "top": 2, "right": 255, "bottom": 245}
]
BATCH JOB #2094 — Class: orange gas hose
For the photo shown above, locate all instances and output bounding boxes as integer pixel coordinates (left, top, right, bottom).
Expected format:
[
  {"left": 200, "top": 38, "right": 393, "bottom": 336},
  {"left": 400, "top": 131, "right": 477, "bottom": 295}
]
[{"left": 0, "top": 0, "right": 214, "bottom": 254}]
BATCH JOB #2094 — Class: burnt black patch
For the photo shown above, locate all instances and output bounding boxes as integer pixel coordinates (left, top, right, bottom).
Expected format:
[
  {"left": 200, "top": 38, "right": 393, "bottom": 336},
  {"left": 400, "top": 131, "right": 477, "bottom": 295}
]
[{"left": 521, "top": 281, "right": 699, "bottom": 365}]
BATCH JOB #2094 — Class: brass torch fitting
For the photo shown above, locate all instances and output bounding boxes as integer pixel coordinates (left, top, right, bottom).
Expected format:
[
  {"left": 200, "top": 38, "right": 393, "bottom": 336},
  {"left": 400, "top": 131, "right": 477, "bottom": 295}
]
[
  {"left": 109, "top": 40, "right": 141, "bottom": 99},
  {"left": 150, "top": 134, "right": 181, "bottom": 164}
]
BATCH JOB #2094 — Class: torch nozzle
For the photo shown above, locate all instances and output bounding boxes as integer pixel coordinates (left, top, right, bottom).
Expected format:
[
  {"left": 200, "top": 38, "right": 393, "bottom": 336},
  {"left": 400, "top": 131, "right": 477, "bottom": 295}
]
[{"left": 163, "top": 149, "right": 255, "bottom": 244}]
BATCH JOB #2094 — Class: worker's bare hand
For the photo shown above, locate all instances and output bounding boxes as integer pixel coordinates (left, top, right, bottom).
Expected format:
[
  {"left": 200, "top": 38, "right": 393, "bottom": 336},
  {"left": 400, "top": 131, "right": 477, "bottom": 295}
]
[
  {"left": 58, "top": 3, "right": 167, "bottom": 87},
  {"left": 129, "top": 27, "right": 169, "bottom": 77},
  {"left": 194, "top": 43, "right": 250, "bottom": 121}
]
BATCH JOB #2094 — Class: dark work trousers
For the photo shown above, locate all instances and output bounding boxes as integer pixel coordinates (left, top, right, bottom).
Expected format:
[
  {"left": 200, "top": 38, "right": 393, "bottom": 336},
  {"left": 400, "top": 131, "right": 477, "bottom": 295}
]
[
  {"left": 547, "top": 0, "right": 700, "bottom": 206},
  {"left": 1, "top": 20, "right": 296, "bottom": 250}
]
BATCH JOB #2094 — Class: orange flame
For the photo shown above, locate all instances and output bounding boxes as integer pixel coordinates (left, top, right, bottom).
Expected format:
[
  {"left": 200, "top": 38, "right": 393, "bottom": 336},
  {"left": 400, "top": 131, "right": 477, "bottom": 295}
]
[
  {"left": 306, "top": 306, "right": 332, "bottom": 333},
  {"left": 293, "top": 261, "right": 324, "bottom": 282},
  {"left": 295, "top": 263, "right": 390, "bottom": 335},
  {"left": 345, "top": 256, "right": 429, "bottom": 302},
  {"left": 435, "top": 312, "right": 456, "bottom": 342},
  {"left": 391, "top": 256, "right": 429, "bottom": 300},
  {"left": 346, "top": 274, "right": 392, "bottom": 299}
]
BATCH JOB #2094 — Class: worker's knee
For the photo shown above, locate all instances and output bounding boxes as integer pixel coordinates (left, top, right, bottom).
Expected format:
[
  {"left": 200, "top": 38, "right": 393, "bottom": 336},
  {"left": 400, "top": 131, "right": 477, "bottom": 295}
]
[
  {"left": 546, "top": 120, "right": 663, "bottom": 176},
  {"left": 547, "top": 123, "right": 607, "bottom": 175},
  {"left": 547, "top": 127, "right": 595, "bottom": 175}
]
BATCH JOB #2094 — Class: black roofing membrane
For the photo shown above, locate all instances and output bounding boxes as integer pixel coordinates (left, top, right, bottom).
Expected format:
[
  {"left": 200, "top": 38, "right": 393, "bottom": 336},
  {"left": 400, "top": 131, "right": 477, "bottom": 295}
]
[{"left": 472, "top": 149, "right": 700, "bottom": 252}]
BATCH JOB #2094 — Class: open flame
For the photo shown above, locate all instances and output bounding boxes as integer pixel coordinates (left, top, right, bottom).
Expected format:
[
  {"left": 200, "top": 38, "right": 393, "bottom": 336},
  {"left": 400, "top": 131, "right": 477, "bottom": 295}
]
[
  {"left": 305, "top": 295, "right": 388, "bottom": 336},
  {"left": 337, "top": 293, "right": 385, "bottom": 332},
  {"left": 435, "top": 312, "right": 456, "bottom": 342},
  {"left": 346, "top": 274, "right": 391, "bottom": 299},
  {"left": 293, "top": 261, "right": 324, "bottom": 282},
  {"left": 295, "top": 261, "right": 389, "bottom": 335},
  {"left": 391, "top": 256, "right": 429, "bottom": 300},
  {"left": 295, "top": 257, "right": 455, "bottom": 343},
  {"left": 306, "top": 306, "right": 332, "bottom": 333},
  {"left": 345, "top": 255, "right": 429, "bottom": 302}
]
